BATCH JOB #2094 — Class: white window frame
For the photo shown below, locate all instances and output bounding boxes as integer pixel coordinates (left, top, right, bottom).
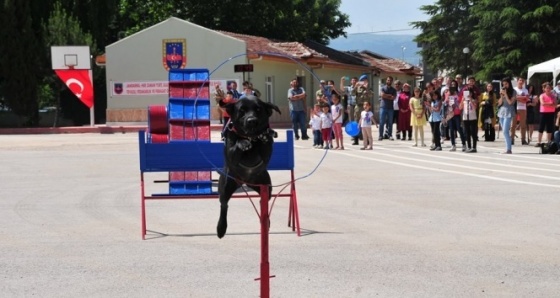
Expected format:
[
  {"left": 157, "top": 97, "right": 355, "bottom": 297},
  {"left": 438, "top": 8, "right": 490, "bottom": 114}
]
[{"left": 265, "top": 76, "right": 274, "bottom": 103}]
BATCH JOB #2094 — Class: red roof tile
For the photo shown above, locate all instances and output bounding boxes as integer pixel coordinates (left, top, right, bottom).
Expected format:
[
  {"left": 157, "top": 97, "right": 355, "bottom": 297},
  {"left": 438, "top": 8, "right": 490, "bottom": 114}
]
[
  {"left": 358, "top": 51, "right": 421, "bottom": 75},
  {"left": 219, "top": 31, "right": 327, "bottom": 60}
]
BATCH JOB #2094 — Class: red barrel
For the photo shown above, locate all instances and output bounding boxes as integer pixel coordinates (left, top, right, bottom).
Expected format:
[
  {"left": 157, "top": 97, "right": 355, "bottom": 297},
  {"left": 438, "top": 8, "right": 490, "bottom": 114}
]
[
  {"left": 148, "top": 105, "right": 168, "bottom": 134},
  {"left": 148, "top": 133, "right": 169, "bottom": 144}
]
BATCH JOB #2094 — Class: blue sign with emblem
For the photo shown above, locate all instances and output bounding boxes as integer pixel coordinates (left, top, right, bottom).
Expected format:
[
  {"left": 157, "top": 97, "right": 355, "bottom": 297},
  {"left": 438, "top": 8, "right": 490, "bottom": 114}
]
[{"left": 162, "top": 39, "right": 187, "bottom": 71}]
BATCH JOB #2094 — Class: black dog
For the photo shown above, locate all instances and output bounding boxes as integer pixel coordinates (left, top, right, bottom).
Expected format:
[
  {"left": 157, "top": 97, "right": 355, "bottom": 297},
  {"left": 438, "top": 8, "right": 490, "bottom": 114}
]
[{"left": 217, "top": 95, "right": 281, "bottom": 238}]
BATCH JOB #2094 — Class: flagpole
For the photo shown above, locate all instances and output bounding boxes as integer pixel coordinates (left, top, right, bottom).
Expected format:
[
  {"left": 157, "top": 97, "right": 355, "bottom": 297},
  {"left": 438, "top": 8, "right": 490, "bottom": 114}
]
[{"left": 89, "top": 69, "right": 95, "bottom": 126}]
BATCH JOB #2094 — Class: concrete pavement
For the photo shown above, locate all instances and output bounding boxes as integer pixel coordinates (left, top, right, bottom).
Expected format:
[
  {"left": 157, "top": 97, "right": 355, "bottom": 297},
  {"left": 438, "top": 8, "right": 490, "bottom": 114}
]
[{"left": 1, "top": 128, "right": 559, "bottom": 297}]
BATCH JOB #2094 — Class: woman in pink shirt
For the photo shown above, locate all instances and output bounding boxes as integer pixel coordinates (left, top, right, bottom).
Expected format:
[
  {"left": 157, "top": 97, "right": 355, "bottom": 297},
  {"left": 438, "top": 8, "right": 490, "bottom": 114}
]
[
  {"left": 535, "top": 82, "right": 557, "bottom": 146},
  {"left": 397, "top": 83, "right": 412, "bottom": 141}
]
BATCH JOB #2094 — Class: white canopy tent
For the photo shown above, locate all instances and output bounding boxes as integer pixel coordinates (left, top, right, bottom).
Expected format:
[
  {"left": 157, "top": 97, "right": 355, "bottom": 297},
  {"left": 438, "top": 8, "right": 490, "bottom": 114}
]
[{"left": 527, "top": 56, "right": 560, "bottom": 81}]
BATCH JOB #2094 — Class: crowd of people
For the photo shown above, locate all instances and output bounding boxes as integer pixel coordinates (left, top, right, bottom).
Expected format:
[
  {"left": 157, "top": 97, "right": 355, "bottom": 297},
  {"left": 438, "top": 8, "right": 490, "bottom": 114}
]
[
  {"left": 289, "top": 74, "right": 560, "bottom": 154},
  {"left": 213, "top": 75, "right": 560, "bottom": 155}
]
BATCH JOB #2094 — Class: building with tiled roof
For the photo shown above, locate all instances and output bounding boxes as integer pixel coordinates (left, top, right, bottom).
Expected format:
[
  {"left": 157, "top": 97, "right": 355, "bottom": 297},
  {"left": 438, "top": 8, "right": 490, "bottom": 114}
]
[
  {"left": 356, "top": 50, "right": 422, "bottom": 77},
  {"left": 101, "top": 17, "right": 421, "bottom": 123}
]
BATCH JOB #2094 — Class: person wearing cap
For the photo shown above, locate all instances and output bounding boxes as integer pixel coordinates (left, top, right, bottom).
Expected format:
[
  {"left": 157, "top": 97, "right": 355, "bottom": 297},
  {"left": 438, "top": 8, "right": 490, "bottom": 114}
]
[{"left": 379, "top": 76, "right": 397, "bottom": 141}]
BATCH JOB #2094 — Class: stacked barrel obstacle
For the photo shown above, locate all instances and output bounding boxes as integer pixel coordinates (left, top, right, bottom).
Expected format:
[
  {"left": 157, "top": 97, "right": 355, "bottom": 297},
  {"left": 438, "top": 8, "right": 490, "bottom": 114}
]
[{"left": 146, "top": 68, "right": 212, "bottom": 194}]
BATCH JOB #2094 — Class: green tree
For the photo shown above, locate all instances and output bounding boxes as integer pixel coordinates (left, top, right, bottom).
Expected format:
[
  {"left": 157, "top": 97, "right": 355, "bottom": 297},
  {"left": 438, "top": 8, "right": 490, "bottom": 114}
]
[
  {"left": 43, "top": 1, "right": 96, "bottom": 127},
  {"left": 0, "top": 0, "right": 41, "bottom": 126},
  {"left": 112, "top": 0, "right": 179, "bottom": 38},
  {"left": 58, "top": 0, "right": 119, "bottom": 47},
  {"left": 112, "top": 0, "right": 350, "bottom": 45},
  {"left": 411, "top": 0, "right": 478, "bottom": 77},
  {"left": 471, "top": 0, "right": 560, "bottom": 79},
  {"left": 413, "top": 0, "right": 560, "bottom": 81}
]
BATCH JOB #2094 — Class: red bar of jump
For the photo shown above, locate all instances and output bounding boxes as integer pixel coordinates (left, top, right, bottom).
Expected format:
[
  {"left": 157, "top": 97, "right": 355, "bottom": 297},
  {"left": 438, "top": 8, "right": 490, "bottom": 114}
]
[{"left": 260, "top": 185, "right": 270, "bottom": 298}]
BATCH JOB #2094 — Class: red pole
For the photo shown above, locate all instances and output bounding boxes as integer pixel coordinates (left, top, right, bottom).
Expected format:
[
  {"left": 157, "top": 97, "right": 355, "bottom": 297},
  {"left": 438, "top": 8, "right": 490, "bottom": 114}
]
[
  {"left": 260, "top": 185, "right": 270, "bottom": 298},
  {"left": 141, "top": 173, "right": 146, "bottom": 240}
]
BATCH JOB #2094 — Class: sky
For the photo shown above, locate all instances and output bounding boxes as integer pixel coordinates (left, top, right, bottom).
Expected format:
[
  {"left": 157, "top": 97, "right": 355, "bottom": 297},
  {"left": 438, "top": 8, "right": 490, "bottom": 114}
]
[{"left": 339, "top": 0, "right": 435, "bottom": 35}]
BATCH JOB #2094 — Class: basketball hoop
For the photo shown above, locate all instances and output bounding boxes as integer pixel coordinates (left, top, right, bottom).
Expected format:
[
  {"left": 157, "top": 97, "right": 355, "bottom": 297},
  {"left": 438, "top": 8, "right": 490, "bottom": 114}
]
[
  {"left": 64, "top": 54, "right": 78, "bottom": 70},
  {"left": 51, "top": 46, "right": 90, "bottom": 70}
]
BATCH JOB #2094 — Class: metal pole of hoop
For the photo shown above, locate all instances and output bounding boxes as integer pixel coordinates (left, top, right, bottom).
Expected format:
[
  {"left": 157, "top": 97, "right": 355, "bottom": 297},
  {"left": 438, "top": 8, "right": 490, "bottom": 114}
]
[{"left": 256, "top": 184, "right": 273, "bottom": 298}]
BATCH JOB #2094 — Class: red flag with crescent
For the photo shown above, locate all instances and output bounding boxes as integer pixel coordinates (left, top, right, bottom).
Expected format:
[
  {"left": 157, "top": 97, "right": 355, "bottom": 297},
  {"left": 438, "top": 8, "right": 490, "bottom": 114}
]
[{"left": 55, "top": 69, "right": 94, "bottom": 108}]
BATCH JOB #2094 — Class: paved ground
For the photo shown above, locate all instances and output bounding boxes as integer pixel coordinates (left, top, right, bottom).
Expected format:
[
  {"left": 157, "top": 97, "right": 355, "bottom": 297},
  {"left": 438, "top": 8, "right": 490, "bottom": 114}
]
[{"left": 1, "top": 128, "right": 559, "bottom": 297}]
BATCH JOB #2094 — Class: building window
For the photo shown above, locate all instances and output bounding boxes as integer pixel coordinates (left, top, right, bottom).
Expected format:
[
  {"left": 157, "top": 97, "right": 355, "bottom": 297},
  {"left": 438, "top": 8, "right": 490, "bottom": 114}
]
[{"left": 265, "top": 76, "right": 274, "bottom": 103}]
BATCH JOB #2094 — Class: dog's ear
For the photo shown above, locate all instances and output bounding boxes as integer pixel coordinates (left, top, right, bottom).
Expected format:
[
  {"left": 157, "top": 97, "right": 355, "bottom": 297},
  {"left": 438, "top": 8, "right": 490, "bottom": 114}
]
[
  {"left": 220, "top": 100, "right": 237, "bottom": 118},
  {"left": 262, "top": 101, "right": 281, "bottom": 116}
]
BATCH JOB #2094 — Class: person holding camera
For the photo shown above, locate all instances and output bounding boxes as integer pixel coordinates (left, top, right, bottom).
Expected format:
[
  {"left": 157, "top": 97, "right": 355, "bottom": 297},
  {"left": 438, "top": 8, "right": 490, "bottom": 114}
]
[
  {"left": 443, "top": 80, "right": 466, "bottom": 151},
  {"left": 513, "top": 78, "right": 529, "bottom": 145},
  {"left": 316, "top": 80, "right": 327, "bottom": 105},
  {"left": 497, "top": 78, "right": 517, "bottom": 154},
  {"left": 351, "top": 75, "right": 371, "bottom": 145},
  {"left": 340, "top": 76, "right": 358, "bottom": 122},
  {"left": 461, "top": 87, "right": 478, "bottom": 153}
]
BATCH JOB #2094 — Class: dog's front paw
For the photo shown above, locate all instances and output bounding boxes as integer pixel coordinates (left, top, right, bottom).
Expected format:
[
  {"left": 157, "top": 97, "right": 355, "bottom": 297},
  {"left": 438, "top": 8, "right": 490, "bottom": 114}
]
[
  {"left": 258, "top": 134, "right": 270, "bottom": 143},
  {"left": 237, "top": 139, "right": 252, "bottom": 151},
  {"left": 217, "top": 219, "right": 228, "bottom": 239}
]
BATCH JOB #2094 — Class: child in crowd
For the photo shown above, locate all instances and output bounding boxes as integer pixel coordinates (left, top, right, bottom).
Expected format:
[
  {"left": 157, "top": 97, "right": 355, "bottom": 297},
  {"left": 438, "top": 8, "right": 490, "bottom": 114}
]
[
  {"left": 320, "top": 103, "right": 333, "bottom": 149},
  {"left": 359, "top": 101, "right": 377, "bottom": 150},
  {"left": 309, "top": 104, "right": 323, "bottom": 148},
  {"left": 410, "top": 87, "right": 427, "bottom": 147},
  {"left": 331, "top": 93, "right": 345, "bottom": 150},
  {"left": 428, "top": 91, "right": 443, "bottom": 151}
]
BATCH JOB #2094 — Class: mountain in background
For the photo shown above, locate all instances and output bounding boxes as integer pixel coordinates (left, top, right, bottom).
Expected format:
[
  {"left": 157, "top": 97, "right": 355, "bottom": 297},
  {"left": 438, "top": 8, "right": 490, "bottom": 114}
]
[{"left": 328, "top": 34, "right": 422, "bottom": 66}]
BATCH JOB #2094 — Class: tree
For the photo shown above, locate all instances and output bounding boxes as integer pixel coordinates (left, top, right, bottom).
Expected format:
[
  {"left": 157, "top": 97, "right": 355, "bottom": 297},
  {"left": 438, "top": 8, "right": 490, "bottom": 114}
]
[
  {"left": 411, "top": 0, "right": 478, "bottom": 77},
  {"left": 111, "top": 0, "right": 179, "bottom": 38},
  {"left": 43, "top": 1, "right": 96, "bottom": 127},
  {"left": 112, "top": 0, "right": 350, "bottom": 45},
  {"left": 471, "top": 0, "right": 560, "bottom": 79},
  {"left": 0, "top": 0, "right": 41, "bottom": 126},
  {"left": 413, "top": 0, "right": 560, "bottom": 81}
]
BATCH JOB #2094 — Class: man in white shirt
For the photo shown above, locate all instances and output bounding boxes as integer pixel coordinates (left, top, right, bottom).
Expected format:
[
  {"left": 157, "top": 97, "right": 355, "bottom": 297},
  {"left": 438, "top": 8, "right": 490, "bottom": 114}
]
[{"left": 513, "top": 78, "right": 529, "bottom": 145}]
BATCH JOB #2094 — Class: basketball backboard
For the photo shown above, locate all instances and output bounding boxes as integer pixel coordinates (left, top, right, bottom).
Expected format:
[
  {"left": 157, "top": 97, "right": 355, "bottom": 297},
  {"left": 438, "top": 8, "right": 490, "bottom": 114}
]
[{"left": 51, "top": 46, "right": 91, "bottom": 70}]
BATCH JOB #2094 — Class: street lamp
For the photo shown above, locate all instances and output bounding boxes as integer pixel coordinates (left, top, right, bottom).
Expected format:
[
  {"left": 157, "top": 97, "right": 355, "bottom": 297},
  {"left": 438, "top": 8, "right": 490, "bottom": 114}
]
[
  {"left": 462, "top": 47, "right": 470, "bottom": 77},
  {"left": 401, "top": 46, "right": 406, "bottom": 62}
]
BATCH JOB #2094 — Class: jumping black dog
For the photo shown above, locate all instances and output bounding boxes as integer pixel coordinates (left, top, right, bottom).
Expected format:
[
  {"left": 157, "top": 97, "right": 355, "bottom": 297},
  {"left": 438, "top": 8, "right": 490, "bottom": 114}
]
[{"left": 217, "top": 95, "right": 281, "bottom": 238}]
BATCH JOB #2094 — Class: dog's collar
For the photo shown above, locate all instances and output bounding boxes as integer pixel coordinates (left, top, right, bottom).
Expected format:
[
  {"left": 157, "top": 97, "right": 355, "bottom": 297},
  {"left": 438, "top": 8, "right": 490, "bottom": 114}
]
[{"left": 227, "top": 122, "right": 271, "bottom": 143}]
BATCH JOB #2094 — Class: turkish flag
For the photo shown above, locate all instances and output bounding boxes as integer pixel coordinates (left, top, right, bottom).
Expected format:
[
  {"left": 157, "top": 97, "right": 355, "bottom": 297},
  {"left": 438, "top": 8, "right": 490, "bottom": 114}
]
[{"left": 55, "top": 69, "right": 94, "bottom": 108}]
